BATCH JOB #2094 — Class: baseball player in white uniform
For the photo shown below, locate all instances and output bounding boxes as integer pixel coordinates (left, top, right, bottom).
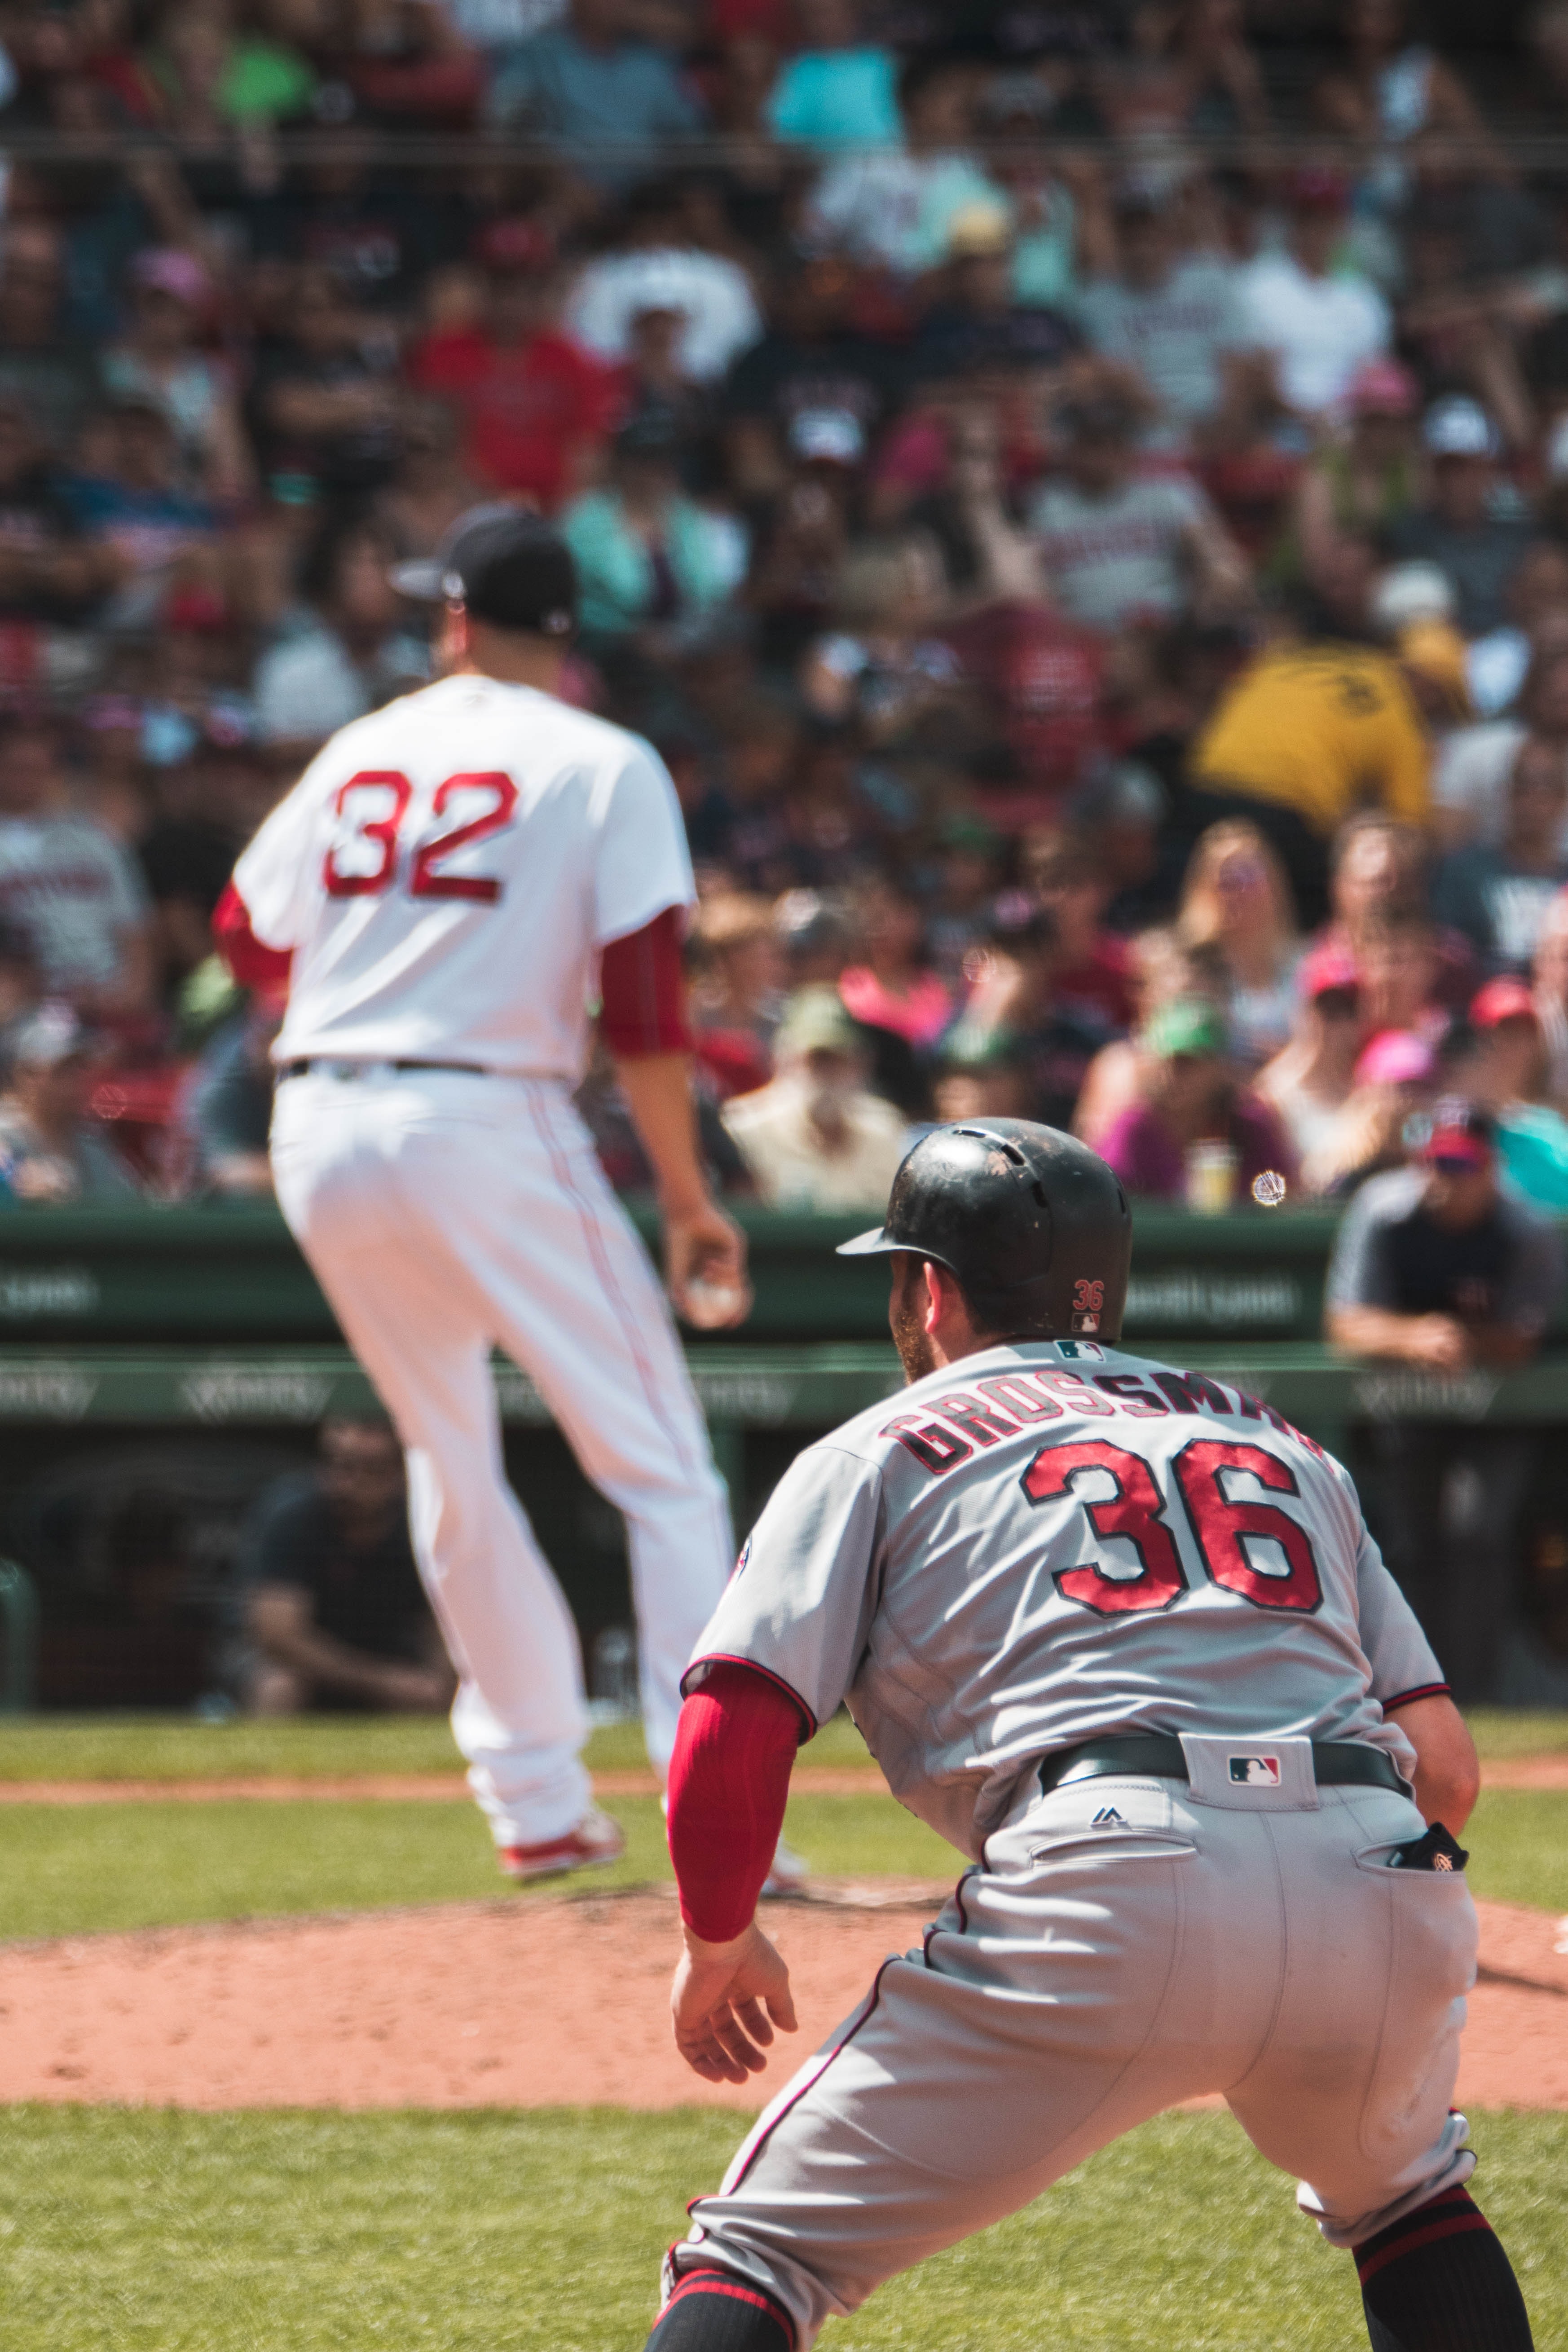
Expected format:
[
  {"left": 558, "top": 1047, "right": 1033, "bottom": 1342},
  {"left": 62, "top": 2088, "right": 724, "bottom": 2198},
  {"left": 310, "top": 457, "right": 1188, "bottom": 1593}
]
[
  {"left": 641, "top": 1121, "right": 1533, "bottom": 2352},
  {"left": 215, "top": 511, "right": 752, "bottom": 1880}
]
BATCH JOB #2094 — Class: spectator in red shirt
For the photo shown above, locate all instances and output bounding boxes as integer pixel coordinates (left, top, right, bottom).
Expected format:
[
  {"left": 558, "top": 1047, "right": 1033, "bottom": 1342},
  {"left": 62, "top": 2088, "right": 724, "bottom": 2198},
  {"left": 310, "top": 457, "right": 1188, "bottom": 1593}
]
[
  {"left": 406, "top": 244, "right": 621, "bottom": 511},
  {"left": 1022, "top": 829, "right": 1137, "bottom": 1031},
  {"left": 837, "top": 876, "right": 952, "bottom": 1050}
]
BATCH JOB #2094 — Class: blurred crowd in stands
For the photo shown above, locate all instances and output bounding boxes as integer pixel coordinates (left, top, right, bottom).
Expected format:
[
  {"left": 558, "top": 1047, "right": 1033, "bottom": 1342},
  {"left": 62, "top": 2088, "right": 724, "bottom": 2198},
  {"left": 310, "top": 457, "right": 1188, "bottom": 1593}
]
[{"left": 9, "top": 0, "right": 1568, "bottom": 1218}]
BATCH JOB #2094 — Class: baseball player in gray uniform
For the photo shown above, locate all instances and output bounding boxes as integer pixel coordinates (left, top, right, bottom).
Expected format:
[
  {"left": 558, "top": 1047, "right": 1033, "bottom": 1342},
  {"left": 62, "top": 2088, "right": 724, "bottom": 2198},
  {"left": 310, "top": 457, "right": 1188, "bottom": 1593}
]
[{"left": 641, "top": 1120, "right": 1533, "bottom": 2352}]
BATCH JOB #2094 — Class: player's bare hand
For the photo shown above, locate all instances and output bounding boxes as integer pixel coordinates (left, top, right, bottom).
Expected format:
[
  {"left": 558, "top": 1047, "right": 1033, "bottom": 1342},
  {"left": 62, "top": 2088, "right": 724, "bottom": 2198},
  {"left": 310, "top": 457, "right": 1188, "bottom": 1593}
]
[
  {"left": 671, "top": 1921, "right": 797, "bottom": 2084},
  {"left": 665, "top": 1200, "right": 752, "bottom": 1330},
  {"left": 1405, "top": 1315, "right": 1471, "bottom": 1370},
  {"left": 374, "top": 1664, "right": 456, "bottom": 1713}
]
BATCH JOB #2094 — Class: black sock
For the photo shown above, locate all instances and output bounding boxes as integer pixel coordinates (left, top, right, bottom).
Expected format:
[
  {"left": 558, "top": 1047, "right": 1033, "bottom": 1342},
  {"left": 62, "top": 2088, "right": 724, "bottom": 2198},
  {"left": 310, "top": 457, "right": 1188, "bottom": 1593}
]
[
  {"left": 646, "top": 2268, "right": 793, "bottom": 2351},
  {"left": 1358, "top": 2187, "right": 1533, "bottom": 2352}
]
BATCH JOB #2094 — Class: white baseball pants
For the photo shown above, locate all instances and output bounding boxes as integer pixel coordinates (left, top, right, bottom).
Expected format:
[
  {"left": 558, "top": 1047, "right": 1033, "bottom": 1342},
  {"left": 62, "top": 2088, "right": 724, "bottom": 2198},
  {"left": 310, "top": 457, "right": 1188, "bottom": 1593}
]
[
  {"left": 270, "top": 1067, "right": 732, "bottom": 1845},
  {"left": 667, "top": 1772, "right": 1478, "bottom": 2346}
]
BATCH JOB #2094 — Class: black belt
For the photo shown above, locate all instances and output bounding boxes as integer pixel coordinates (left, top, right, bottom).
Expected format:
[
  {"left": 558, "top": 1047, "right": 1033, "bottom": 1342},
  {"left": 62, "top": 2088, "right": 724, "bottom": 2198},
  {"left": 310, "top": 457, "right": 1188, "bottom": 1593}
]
[
  {"left": 1039, "top": 1734, "right": 1407, "bottom": 1797},
  {"left": 281, "top": 1059, "right": 489, "bottom": 1079}
]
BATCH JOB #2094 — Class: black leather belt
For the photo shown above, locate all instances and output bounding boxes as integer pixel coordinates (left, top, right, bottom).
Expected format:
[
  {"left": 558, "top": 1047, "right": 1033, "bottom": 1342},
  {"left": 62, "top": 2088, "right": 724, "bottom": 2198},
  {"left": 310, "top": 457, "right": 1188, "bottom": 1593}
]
[
  {"left": 281, "top": 1059, "right": 489, "bottom": 1079},
  {"left": 1039, "top": 1734, "right": 1408, "bottom": 1797}
]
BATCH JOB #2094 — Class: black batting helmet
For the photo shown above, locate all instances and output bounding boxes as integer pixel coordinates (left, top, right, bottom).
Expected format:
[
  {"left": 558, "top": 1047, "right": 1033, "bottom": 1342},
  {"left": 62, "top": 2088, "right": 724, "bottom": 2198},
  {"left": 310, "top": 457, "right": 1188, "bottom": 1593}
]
[{"left": 837, "top": 1119, "right": 1132, "bottom": 1342}]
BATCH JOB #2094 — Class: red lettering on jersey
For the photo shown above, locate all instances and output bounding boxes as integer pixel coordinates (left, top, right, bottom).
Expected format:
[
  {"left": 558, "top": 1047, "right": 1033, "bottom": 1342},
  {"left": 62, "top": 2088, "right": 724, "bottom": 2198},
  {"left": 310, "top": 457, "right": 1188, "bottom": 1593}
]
[
  {"left": 324, "top": 771, "right": 412, "bottom": 896},
  {"left": 881, "top": 1415, "right": 973, "bottom": 1475},
  {"left": 1033, "top": 1369, "right": 1115, "bottom": 1415},
  {"left": 1230, "top": 1386, "right": 1264, "bottom": 1420},
  {"left": 1172, "top": 1439, "right": 1324, "bottom": 1614},
  {"left": 1023, "top": 1440, "right": 1186, "bottom": 1615},
  {"left": 938, "top": 1391, "right": 1019, "bottom": 1445},
  {"left": 1094, "top": 1374, "right": 1168, "bottom": 1416},
  {"left": 1152, "top": 1370, "right": 1233, "bottom": 1417},
  {"left": 410, "top": 772, "right": 520, "bottom": 903},
  {"left": 978, "top": 1375, "right": 1064, "bottom": 1424}
]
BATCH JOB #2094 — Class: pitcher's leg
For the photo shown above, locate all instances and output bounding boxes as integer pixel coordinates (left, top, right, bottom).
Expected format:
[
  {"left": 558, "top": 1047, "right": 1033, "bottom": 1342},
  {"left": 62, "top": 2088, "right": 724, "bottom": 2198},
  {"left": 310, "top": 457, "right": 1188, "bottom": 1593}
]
[
  {"left": 475, "top": 1099, "right": 732, "bottom": 1773},
  {"left": 293, "top": 1230, "right": 591, "bottom": 1845}
]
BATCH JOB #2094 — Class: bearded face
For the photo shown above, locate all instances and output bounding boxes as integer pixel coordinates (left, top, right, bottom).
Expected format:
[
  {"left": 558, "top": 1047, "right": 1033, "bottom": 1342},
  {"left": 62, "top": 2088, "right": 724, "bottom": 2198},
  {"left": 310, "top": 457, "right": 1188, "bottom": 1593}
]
[{"left": 888, "top": 1253, "right": 938, "bottom": 1383}]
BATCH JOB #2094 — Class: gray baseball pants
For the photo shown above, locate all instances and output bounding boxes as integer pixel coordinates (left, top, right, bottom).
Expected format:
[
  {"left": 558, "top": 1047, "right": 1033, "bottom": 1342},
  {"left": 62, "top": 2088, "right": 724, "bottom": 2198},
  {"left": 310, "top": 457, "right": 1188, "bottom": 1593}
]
[{"left": 666, "top": 1758, "right": 1478, "bottom": 2348}]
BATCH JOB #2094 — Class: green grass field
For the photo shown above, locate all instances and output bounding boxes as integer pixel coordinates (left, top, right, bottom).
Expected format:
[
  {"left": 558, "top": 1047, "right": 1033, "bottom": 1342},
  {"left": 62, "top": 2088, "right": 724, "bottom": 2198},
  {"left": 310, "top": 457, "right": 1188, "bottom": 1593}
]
[
  {"left": 0, "top": 1705, "right": 1558, "bottom": 1782},
  {"left": 0, "top": 1699, "right": 1562, "bottom": 1938},
  {"left": 0, "top": 1712, "right": 1561, "bottom": 2348},
  {"left": 0, "top": 2105, "right": 1561, "bottom": 2352}
]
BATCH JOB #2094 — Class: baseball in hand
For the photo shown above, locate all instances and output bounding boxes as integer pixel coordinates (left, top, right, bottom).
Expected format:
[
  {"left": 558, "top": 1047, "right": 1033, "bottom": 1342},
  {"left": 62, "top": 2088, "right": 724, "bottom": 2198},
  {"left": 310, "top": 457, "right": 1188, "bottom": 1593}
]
[{"left": 683, "top": 1277, "right": 747, "bottom": 1329}]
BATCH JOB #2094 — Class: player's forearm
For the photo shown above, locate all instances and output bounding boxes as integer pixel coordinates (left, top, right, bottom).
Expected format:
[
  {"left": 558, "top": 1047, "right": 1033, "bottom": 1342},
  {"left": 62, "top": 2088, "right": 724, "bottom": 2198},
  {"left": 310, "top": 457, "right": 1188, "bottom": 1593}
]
[
  {"left": 615, "top": 1051, "right": 712, "bottom": 1214},
  {"left": 666, "top": 1666, "right": 803, "bottom": 1942},
  {"left": 1326, "top": 1305, "right": 1445, "bottom": 1361},
  {"left": 1393, "top": 1693, "right": 1481, "bottom": 1833},
  {"left": 250, "top": 1595, "right": 406, "bottom": 1700}
]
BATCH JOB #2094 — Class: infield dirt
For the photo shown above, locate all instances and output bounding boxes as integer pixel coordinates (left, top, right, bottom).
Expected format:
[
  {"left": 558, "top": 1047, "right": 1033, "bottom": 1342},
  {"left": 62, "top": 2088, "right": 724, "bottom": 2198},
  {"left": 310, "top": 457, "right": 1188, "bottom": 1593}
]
[{"left": 0, "top": 1888, "right": 1562, "bottom": 2112}]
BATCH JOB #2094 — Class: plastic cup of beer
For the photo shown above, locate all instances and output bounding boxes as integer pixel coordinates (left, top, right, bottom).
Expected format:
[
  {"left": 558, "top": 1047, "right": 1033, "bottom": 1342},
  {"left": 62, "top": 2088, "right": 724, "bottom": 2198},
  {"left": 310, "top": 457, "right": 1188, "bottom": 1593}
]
[{"left": 1185, "top": 1141, "right": 1238, "bottom": 1215}]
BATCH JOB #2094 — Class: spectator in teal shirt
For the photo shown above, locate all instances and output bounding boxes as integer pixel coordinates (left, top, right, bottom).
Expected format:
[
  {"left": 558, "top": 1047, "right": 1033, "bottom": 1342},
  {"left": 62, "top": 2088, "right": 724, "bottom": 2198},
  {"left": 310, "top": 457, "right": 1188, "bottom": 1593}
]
[
  {"left": 1463, "top": 977, "right": 1568, "bottom": 1210},
  {"left": 765, "top": 0, "right": 899, "bottom": 151},
  {"left": 562, "top": 414, "right": 745, "bottom": 646}
]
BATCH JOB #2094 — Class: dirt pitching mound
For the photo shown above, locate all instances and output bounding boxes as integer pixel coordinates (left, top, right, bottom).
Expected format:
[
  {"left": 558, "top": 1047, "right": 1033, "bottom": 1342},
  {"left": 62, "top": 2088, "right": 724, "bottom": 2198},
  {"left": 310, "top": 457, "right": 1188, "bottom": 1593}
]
[{"left": 0, "top": 1890, "right": 1562, "bottom": 2113}]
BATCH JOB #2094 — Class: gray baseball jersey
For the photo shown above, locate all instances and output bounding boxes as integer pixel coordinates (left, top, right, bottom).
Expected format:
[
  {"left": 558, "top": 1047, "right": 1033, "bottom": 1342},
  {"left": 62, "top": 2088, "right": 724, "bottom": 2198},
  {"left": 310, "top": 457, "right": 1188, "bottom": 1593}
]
[{"left": 686, "top": 1336, "right": 1443, "bottom": 1859}]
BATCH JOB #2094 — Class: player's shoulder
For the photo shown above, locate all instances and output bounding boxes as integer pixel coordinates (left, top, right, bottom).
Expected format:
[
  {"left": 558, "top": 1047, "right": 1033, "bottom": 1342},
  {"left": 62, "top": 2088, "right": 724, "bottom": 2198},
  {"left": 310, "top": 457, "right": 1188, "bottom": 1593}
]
[{"left": 1341, "top": 1165, "right": 1426, "bottom": 1231}]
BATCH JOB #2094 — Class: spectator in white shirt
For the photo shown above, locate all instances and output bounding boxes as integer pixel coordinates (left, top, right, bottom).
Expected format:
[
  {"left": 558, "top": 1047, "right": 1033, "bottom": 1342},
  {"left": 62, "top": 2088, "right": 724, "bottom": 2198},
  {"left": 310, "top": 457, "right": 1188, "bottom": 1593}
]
[
  {"left": 720, "top": 985, "right": 909, "bottom": 1210},
  {"left": 1075, "top": 174, "right": 1244, "bottom": 446},
  {"left": 0, "top": 714, "right": 154, "bottom": 1016},
  {"left": 803, "top": 53, "right": 1006, "bottom": 280},
  {"left": 566, "top": 178, "right": 762, "bottom": 388},
  {"left": 1027, "top": 397, "right": 1248, "bottom": 634},
  {"left": 254, "top": 511, "right": 429, "bottom": 754},
  {"left": 1228, "top": 165, "right": 1391, "bottom": 418}
]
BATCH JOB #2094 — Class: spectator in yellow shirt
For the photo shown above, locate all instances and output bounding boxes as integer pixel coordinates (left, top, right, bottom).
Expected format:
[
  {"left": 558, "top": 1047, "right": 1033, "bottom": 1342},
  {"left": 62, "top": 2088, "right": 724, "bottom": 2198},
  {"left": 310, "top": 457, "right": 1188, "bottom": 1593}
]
[{"left": 1185, "top": 624, "right": 1431, "bottom": 924}]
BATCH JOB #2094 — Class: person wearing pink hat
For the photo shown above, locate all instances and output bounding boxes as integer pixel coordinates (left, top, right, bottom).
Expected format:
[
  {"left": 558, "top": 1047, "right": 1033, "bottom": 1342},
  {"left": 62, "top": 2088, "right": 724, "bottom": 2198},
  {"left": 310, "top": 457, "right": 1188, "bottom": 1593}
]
[
  {"left": 1458, "top": 976, "right": 1568, "bottom": 1212},
  {"left": 1326, "top": 1088, "right": 1564, "bottom": 1702},
  {"left": 1299, "top": 1023, "right": 1437, "bottom": 1195},
  {"left": 102, "top": 248, "right": 251, "bottom": 507},
  {"left": 1256, "top": 938, "right": 1364, "bottom": 1164}
]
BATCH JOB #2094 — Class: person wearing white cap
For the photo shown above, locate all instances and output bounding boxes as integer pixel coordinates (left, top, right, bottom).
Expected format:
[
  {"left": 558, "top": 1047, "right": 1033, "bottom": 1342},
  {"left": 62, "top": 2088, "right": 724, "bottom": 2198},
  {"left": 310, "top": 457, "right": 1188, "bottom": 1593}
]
[
  {"left": 802, "top": 54, "right": 1006, "bottom": 279},
  {"left": 1384, "top": 398, "right": 1533, "bottom": 638},
  {"left": 565, "top": 183, "right": 761, "bottom": 386}
]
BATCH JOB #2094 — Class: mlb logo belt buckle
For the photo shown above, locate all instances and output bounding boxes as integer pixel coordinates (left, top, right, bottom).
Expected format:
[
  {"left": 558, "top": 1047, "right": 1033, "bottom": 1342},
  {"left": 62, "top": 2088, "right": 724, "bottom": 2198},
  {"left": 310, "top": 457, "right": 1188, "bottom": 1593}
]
[{"left": 1179, "top": 1732, "right": 1317, "bottom": 1808}]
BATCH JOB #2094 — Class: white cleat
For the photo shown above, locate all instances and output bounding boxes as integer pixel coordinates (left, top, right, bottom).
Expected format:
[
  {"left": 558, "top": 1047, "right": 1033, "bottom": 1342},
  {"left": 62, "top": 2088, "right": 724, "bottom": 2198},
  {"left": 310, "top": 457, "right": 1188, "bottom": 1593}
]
[
  {"left": 760, "top": 1836, "right": 810, "bottom": 1898},
  {"left": 498, "top": 1805, "right": 628, "bottom": 1883}
]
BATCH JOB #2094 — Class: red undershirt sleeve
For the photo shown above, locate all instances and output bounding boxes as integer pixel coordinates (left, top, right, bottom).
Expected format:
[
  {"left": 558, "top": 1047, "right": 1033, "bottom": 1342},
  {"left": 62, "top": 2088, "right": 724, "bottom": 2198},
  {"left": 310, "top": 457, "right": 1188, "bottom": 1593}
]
[
  {"left": 212, "top": 880, "right": 294, "bottom": 992},
  {"left": 666, "top": 1661, "right": 806, "bottom": 1942},
  {"left": 599, "top": 904, "right": 692, "bottom": 1057}
]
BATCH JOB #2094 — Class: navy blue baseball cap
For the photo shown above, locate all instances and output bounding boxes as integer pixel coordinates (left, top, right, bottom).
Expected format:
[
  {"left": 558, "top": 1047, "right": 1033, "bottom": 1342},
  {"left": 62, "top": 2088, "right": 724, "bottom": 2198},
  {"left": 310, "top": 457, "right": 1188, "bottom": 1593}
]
[{"left": 392, "top": 503, "right": 577, "bottom": 636}]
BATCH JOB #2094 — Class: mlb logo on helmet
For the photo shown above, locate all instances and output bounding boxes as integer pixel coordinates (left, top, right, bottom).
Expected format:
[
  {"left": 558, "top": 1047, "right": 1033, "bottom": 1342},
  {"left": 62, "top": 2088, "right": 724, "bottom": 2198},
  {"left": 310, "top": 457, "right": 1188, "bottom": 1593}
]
[{"left": 1229, "top": 1755, "right": 1282, "bottom": 1786}]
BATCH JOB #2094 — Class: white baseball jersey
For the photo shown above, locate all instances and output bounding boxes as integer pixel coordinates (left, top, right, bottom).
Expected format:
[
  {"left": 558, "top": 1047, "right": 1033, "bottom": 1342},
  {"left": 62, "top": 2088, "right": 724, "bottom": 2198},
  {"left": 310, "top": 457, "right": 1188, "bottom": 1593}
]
[
  {"left": 687, "top": 1337, "right": 1443, "bottom": 1859},
  {"left": 232, "top": 673, "right": 694, "bottom": 1074}
]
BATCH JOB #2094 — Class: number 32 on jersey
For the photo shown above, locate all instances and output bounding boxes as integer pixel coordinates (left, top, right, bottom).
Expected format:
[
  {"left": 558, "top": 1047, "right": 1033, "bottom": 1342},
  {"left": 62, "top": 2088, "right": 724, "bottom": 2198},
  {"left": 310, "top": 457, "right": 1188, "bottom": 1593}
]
[
  {"left": 1023, "top": 1438, "right": 1324, "bottom": 1617},
  {"left": 323, "top": 770, "right": 519, "bottom": 903}
]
